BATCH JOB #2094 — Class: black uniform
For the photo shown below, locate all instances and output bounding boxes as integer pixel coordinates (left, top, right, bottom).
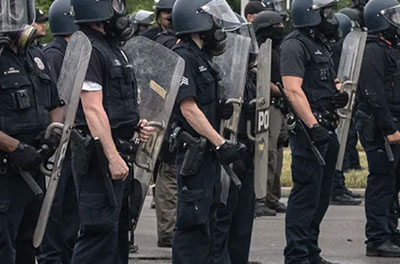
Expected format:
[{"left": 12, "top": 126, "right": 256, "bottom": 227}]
[
  {"left": 141, "top": 26, "right": 163, "bottom": 41},
  {"left": 280, "top": 30, "right": 339, "bottom": 264},
  {"left": 71, "top": 26, "right": 140, "bottom": 264},
  {"left": 356, "top": 35, "right": 400, "bottom": 249},
  {"left": 213, "top": 67, "right": 256, "bottom": 264},
  {"left": 0, "top": 46, "right": 60, "bottom": 263},
  {"left": 37, "top": 36, "right": 79, "bottom": 264},
  {"left": 171, "top": 39, "right": 221, "bottom": 264}
]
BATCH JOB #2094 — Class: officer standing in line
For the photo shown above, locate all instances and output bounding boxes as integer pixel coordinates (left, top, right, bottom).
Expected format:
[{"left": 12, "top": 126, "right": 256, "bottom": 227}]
[
  {"left": 329, "top": 13, "right": 362, "bottom": 206},
  {"left": 280, "top": 0, "right": 349, "bottom": 263},
  {"left": 69, "top": 0, "right": 153, "bottom": 263},
  {"left": 356, "top": 0, "right": 400, "bottom": 257},
  {"left": 244, "top": 1, "right": 267, "bottom": 23},
  {"left": 244, "top": 0, "right": 278, "bottom": 218},
  {"left": 131, "top": 10, "right": 155, "bottom": 36},
  {"left": 170, "top": 0, "right": 243, "bottom": 263},
  {"left": 141, "top": 0, "right": 175, "bottom": 43},
  {"left": 36, "top": 0, "right": 80, "bottom": 263},
  {"left": 0, "top": 1, "right": 63, "bottom": 263},
  {"left": 151, "top": 6, "right": 179, "bottom": 248},
  {"left": 33, "top": 9, "right": 48, "bottom": 48},
  {"left": 253, "top": 10, "right": 289, "bottom": 215}
]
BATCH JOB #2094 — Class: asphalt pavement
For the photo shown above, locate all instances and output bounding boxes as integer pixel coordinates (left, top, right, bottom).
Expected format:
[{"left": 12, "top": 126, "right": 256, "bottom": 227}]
[{"left": 130, "top": 197, "right": 400, "bottom": 264}]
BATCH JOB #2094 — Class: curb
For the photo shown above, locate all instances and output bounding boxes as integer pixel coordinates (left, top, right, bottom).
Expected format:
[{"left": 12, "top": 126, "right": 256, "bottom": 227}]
[{"left": 281, "top": 187, "right": 365, "bottom": 198}]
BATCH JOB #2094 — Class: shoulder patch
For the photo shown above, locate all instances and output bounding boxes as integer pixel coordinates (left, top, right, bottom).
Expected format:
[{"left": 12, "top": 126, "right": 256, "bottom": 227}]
[{"left": 34, "top": 57, "right": 45, "bottom": 70}]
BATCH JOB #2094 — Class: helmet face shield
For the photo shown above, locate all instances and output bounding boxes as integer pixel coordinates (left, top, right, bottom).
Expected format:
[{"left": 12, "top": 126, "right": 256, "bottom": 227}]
[
  {"left": 0, "top": 0, "right": 35, "bottom": 32},
  {"left": 381, "top": 4, "right": 400, "bottom": 28},
  {"left": 112, "top": 0, "right": 126, "bottom": 15},
  {"left": 200, "top": 0, "right": 240, "bottom": 31},
  {"left": 311, "top": 0, "right": 339, "bottom": 10}
]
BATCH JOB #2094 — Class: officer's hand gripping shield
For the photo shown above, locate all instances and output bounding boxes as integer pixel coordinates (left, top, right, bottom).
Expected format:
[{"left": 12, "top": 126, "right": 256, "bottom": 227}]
[
  {"left": 214, "top": 33, "right": 251, "bottom": 142},
  {"left": 335, "top": 29, "right": 367, "bottom": 171},
  {"left": 123, "top": 36, "right": 184, "bottom": 231},
  {"left": 213, "top": 33, "right": 251, "bottom": 204},
  {"left": 33, "top": 31, "right": 92, "bottom": 248},
  {"left": 247, "top": 39, "right": 272, "bottom": 200}
]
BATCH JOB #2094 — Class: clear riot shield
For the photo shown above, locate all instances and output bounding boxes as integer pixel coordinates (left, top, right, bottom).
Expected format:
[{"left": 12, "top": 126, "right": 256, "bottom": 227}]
[
  {"left": 214, "top": 33, "right": 251, "bottom": 204},
  {"left": 123, "top": 36, "right": 184, "bottom": 230},
  {"left": 248, "top": 40, "right": 272, "bottom": 201},
  {"left": 33, "top": 31, "right": 92, "bottom": 247},
  {"left": 335, "top": 30, "right": 367, "bottom": 171},
  {"left": 214, "top": 33, "right": 251, "bottom": 142}
]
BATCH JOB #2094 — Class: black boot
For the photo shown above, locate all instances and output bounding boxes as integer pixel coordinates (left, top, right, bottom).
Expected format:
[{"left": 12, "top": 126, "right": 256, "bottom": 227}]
[
  {"left": 330, "top": 193, "right": 362, "bottom": 206},
  {"left": 310, "top": 256, "right": 340, "bottom": 264},
  {"left": 366, "top": 240, "right": 400, "bottom": 257},
  {"left": 254, "top": 199, "right": 276, "bottom": 217}
]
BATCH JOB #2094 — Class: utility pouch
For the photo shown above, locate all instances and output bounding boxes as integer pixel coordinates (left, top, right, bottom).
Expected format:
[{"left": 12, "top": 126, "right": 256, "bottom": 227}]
[
  {"left": 179, "top": 133, "right": 207, "bottom": 177},
  {"left": 357, "top": 110, "right": 376, "bottom": 142},
  {"left": 15, "top": 89, "right": 31, "bottom": 110}
]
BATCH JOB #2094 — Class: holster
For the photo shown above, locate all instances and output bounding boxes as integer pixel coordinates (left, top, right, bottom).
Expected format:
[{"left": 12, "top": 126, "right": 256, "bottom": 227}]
[
  {"left": 355, "top": 110, "right": 377, "bottom": 142},
  {"left": 178, "top": 131, "right": 207, "bottom": 177},
  {"left": 70, "top": 130, "right": 94, "bottom": 176}
]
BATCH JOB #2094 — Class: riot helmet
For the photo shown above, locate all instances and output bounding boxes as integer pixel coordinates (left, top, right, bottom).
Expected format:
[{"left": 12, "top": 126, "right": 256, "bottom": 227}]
[
  {"left": 364, "top": 0, "right": 399, "bottom": 33},
  {"left": 0, "top": 0, "right": 36, "bottom": 33},
  {"left": 291, "top": 0, "right": 338, "bottom": 28},
  {"left": 49, "top": 0, "right": 79, "bottom": 36},
  {"left": 0, "top": 0, "right": 36, "bottom": 55},
  {"left": 262, "top": 0, "right": 288, "bottom": 20},
  {"left": 339, "top": 8, "right": 362, "bottom": 28},
  {"left": 253, "top": 10, "right": 284, "bottom": 46},
  {"left": 154, "top": 0, "right": 176, "bottom": 10},
  {"left": 72, "top": 0, "right": 134, "bottom": 41},
  {"left": 352, "top": 0, "right": 370, "bottom": 8},
  {"left": 334, "top": 13, "right": 352, "bottom": 38},
  {"left": 153, "top": 0, "right": 176, "bottom": 29},
  {"left": 130, "top": 10, "right": 155, "bottom": 35},
  {"left": 172, "top": 0, "right": 240, "bottom": 56}
]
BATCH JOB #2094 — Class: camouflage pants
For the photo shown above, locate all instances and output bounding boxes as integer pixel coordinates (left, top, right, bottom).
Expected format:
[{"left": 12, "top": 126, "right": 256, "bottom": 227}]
[{"left": 155, "top": 162, "right": 177, "bottom": 241}]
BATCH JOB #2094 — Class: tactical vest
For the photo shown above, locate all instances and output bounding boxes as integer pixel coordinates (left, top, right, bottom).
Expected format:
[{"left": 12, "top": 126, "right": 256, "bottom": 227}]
[
  {"left": 283, "top": 30, "right": 337, "bottom": 111},
  {"left": 172, "top": 41, "right": 221, "bottom": 135},
  {"left": 75, "top": 35, "right": 140, "bottom": 131},
  {"left": 380, "top": 39, "right": 400, "bottom": 116},
  {"left": 43, "top": 39, "right": 66, "bottom": 59},
  {"left": 0, "top": 47, "right": 52, "bottom": 138},
  {"left": 154, "top": 30, "right": 178, "bottom": 49}
]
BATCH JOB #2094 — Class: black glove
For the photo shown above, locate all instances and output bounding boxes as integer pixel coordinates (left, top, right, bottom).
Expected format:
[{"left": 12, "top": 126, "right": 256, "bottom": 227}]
[
  {"left": 8, "top": 142, "right": 43, "bottom": 171},
  {"left": 216, "top": 142, "right": 246, "bottom": 165},
  {"left": 309, "top": 124, "right": 331, "bottom": 146},
  {"left": 39, "top": 133, "right": 61, "bottom": 160},
  {"left": 332, "top": 91, "right": 349, "bottom": 109},
  {"left": 243, "top": 103, "right": 256, "bottom": 122},
  {"left": 219, "top": 99, "right": 234, "bottom": 120}
]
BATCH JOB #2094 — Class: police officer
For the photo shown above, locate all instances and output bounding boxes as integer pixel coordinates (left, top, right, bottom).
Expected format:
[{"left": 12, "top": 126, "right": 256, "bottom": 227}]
[
  {"left": 141, "top": 0, "right": 176, "bottom": 48},
  {"left": 171, "top": 0, "right": 243, "bottom": 263},
  {"left": 33, "top": 9, "right": 48, "bottom": 48},
  {"left": 329, "top": 13, "right": 362, "bottom": 206},
  {"left": 70, "top": 0, "right": 153, "bottom": 263},
  {"left": 280, "top": 0, "right": 348, "bottom": 263},
  {"left": 36, "top": 1, "right": 80, "bottom": 263},
  {"left": 244, "top": 1, "right": 267, "bottom": 23},
  {"left": 0, "top": 1, "right": 62, "bottom": 263},
  {"left": 357, "top": 0, "right": 400, "bottom": 257},
  {"left": 253, "top": 10, "right": 288, "bottom": 215},
  {"left": 130, "top": 10, "right": 155, "bottom": 36}
]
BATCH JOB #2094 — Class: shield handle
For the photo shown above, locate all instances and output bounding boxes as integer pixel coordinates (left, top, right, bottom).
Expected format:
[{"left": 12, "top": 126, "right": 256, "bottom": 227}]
[
  {"left": 39, "top": 122, "right": 64, "bottom": 176},
  {"left": 246, "top": 99, "right": 257, "bottom": 141},
  {"left": 134, "top": 120, "right": 166, "bottom": 172},
  {"left": 337, "top": 80, "right": 357, "bottom": 119}
]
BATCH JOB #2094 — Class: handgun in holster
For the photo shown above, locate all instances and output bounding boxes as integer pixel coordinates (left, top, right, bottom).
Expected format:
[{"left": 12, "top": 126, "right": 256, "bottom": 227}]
[{"left": 178, "top": 131, "right": 207, "bottom": 177}]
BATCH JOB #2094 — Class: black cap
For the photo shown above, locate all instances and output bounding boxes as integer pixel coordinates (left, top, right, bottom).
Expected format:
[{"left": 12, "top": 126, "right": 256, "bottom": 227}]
[
  {"left": 244, "top": 1, "right": 267, "bottom": 17},
  {"left": 35, "top": 8, "right": 48, "bottom": 23}
]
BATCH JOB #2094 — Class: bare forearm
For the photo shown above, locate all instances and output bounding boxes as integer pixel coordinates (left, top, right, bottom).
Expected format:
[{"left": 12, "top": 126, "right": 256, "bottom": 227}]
[
  {"left": 0, "top": 131, "right": 19, "bottom": 152},
  {"left": 181, "top": 100, "right": 224, "bottom": 147},
  {"left": 50, "top": 107, "right": 64, "bottom": 123},
  {"left": 282, "top": 76, "right": 318, "bottom": 128}
]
